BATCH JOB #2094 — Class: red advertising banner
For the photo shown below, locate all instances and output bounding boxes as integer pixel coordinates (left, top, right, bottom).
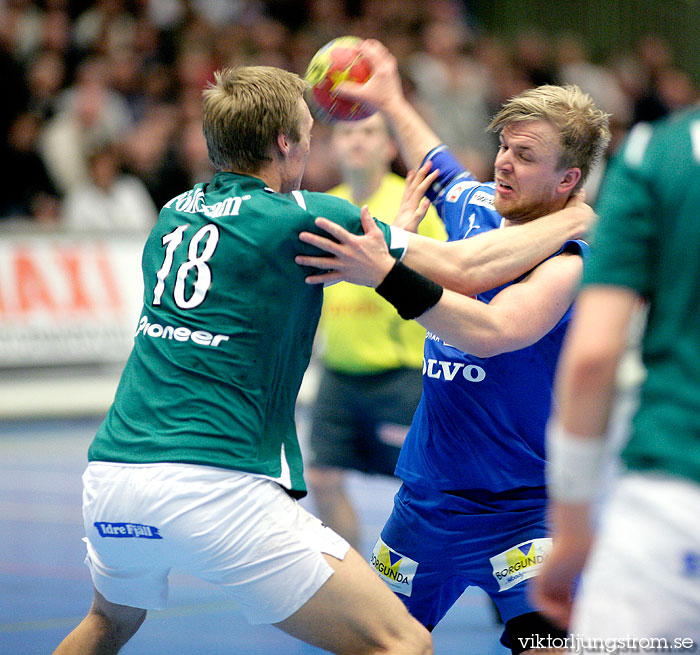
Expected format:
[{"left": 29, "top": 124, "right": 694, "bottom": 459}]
[{"left": 0, "top": 235, "right": 145, "bottom": 367}]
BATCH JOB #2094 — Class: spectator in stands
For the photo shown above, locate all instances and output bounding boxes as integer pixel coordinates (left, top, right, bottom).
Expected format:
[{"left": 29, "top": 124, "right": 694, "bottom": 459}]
[
  {"left": 512, "top": 28, "right": 557, "bottom": 88},
  {"left": 24, "top": 50, "right": 66, "bottom": 121},
  {"left": 39, "top": 56, "right": 133, "bottom": 195},
  {"left": 61, "top": 142, "right": 157, "bottom": 231},
  {"left": 407, "top": 18, "right": 494, "bottom": 181},
  {"left": 1, "top": 111, "right": 60, "bottom": 223}
]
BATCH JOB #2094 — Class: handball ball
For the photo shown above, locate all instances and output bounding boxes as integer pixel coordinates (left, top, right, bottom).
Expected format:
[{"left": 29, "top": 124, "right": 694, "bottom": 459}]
[{"left": 304, "top": 36, "right": 377, "bottom": 124}]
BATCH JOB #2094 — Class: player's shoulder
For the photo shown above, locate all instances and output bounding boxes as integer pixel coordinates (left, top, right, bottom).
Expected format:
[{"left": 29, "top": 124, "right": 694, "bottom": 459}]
[
  {"left": 650, "top": 106, "right": 700, "bottom": 154},
  {"left": 292, "top": 189, "right": 359, "bottom": 217},
  {"left": 443, "top": 177, "right": 496, "bottom": 210},
  {"left": 659, "top": 105, "right": 700, "bottom": 132},
  {"left": 621, "top": 107, "right": 700, "bottom": 167}
]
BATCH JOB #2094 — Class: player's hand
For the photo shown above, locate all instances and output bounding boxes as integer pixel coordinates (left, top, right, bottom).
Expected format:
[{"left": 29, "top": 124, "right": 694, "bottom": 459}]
[
  {"left": 333, "top": 39, "right": 403, "bottom": 112},
  {"left": 565, "top": 189, "right": 597, "bottom": 238},
  {"left": 531, "top": 505, "right": 593, "bottom": 630},
  {"left": 394, "top": 161, "right": 439, "bottom": 232},
  {"left": 296, "top": 206, "right": 395, "bottom": 287},
  {"left": 532, "top": 545, "right": 579, "bottom": 629}
]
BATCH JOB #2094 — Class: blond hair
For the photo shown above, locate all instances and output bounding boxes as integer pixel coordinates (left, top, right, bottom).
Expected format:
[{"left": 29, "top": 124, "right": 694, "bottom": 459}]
[
  {"left": 488, "top": 85, "right": 611, "bottom": 188},
  {"left": 202, "top": 66, "right": 307, "bottom": 173}
]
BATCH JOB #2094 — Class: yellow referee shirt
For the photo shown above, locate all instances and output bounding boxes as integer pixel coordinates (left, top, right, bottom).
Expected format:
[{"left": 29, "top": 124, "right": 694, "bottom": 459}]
[{"left": 319, "top": 172, "right": 446, "bottom": 374}]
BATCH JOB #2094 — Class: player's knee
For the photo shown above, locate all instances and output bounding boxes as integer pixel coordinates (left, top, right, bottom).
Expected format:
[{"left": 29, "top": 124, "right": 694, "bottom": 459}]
[
  {"left": 381, "top": 614, "right": 433, "bottom": 655},
  {"left": 306, "top": 466, "right": 345, "bottom": 493},
  {"left": 394, "top": 622, "right": 433, "bottom": 655},
  {"left": 91, "top": 592, "right": 146, "bottom": 648},
  {"left": 410, "top": 623, "right": 434, "bottom": 655}
]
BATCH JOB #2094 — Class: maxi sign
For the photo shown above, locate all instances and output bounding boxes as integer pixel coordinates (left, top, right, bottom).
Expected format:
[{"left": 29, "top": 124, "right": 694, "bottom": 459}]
[{"left": 0, "top": 233, "right": 145, "bottom": 367}]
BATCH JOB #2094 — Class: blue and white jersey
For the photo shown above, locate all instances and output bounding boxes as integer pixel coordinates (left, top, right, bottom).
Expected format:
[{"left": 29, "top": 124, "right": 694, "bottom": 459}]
[{"left": 395, "top": 146, "right": 587, "bottom": 494}]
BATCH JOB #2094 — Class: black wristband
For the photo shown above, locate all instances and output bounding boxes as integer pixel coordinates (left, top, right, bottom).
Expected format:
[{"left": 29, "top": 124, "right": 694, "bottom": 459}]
[{"left": 375, "top": 261, "right": 444, "bottom": 319}]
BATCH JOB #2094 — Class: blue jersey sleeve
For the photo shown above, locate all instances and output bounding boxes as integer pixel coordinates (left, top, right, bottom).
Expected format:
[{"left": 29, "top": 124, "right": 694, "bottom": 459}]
[
  {"left": 557, "top": 238, "right": 589, "bottom": 261},
  {"left": 421, "top": 146, "right": 472, "bottom": 200},
  {"left": 420, "top": 145, "right": 495, "bottom": 240},
  {"left": 421, "top": 146, "right": 478, "bottom": 206}
]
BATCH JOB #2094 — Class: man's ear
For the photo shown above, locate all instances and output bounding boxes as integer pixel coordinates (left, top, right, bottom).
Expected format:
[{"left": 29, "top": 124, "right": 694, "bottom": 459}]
[
  {"left": 276, "top": 133, "right": 290, "bottom": 158},
  {"left": 559, "top": 167, "right": 582, "bottom": 194}
]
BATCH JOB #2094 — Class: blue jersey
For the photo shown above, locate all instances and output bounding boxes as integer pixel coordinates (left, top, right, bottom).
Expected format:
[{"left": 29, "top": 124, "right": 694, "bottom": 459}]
[{"left": 395, "top": 146, "right": 587, "bottom": 494}]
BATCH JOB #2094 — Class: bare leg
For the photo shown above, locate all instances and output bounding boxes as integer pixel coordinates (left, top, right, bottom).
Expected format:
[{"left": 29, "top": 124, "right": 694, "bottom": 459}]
[
  {"left": 275, "top": 547, "right": 433, "bottom": 655},
  {"left": 52, "top": 588, "right": 146, "bottom": 655},
  {"left": 307, "top": 466, "right": 360, "bottom": 550}
]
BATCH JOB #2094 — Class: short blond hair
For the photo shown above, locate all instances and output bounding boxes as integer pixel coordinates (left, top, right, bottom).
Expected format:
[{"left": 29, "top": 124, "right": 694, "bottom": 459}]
[
  {"left": 202, "top": 66, "right": 307, "bottom": 173},
  {"left": 488, "top": 84, "right": 611, "bottom": 188}
]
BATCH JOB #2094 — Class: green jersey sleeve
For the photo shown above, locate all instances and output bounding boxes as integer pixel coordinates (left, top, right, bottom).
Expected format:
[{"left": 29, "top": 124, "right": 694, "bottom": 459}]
[{"left": 296, "top": 190, "right": 408, "bottom": 260}]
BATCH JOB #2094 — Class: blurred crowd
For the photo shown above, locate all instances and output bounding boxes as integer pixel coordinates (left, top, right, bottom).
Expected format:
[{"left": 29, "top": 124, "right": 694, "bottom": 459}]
[{"left": 1, "top": 0, "right": 698, "bottom": 228}]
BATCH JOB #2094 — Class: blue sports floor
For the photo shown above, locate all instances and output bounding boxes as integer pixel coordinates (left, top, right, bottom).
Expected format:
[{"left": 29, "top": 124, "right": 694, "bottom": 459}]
[{"left": 0, "top": 415, "right": 507, "bottom": 655}]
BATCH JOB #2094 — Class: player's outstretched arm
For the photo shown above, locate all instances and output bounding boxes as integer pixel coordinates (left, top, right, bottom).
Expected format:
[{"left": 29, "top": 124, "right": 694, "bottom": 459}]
[
  {"left": 334, "top": 39, "right": 441, "bottom": 170},
  {"left": 297, "top": 195, "right": 594, "bottom": 296},
  {"left": 298, "top": 212, "right": 585, "bottom": 356},
  {"left": 414, "top": 249, "right": 583, "bottom": 356},
  {"left": 403, "top": 194, "right": 594, "bottom": 296}
]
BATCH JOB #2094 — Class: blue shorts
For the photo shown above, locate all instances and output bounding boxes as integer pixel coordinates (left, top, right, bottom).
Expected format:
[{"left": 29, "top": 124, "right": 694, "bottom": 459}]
[{"left": 370, "top": 482, "right": 551, "bottom": 630}]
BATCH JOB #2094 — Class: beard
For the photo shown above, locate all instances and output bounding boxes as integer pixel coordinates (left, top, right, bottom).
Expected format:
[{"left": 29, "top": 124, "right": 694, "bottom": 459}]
[{"left": 493, "top": 194, "right": 545, "bottom": 224}]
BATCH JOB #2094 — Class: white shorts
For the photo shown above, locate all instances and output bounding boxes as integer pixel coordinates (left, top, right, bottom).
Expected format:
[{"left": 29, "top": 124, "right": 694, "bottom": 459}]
[
  {"left": 82, "top": 462, "right": 350, "bottom": 624},
  {"left": 571, "top": 473, "right": 700, "bottom": 653}
]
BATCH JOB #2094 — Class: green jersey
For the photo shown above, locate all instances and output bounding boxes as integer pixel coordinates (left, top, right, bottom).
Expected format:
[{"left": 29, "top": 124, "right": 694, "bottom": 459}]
[
  {"left": 587, "top": 108, "right": 700, "bottom": 485},
  {"left": 88, "top": 172, "right": 403, "bottom": 496}
]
